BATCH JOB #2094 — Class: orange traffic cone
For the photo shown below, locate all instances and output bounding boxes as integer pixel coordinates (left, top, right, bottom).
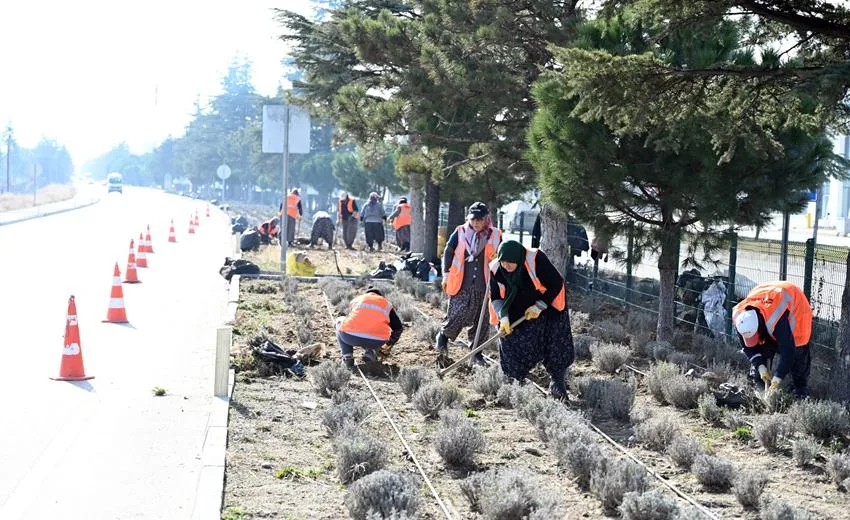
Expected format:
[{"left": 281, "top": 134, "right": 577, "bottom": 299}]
[
  {"left": 168, "top": 220, "right": 177, "bottom": 243},
  {"left": 205, "top": 205, "right": 210, "bottom": 218},
  {"left": 145, "top": 225, "right": 155, "bottom": 253},
  {"left": 104, "top": 263, "right": 129, "bottom": 323},
  {"left": 124, "top": 240, "right": 141, "bottom": 284},
  {"left": 188, "top": 216, "right": 196, "bottom": 234},
  {"left": 137, "top": 233, "right": 148, "bottom": 268},
  {"left": 51, "top": 296, "right": 94, "bottom": 381},
  {"left": 194, "top": 211, "right": 200, "bottom": 227}
]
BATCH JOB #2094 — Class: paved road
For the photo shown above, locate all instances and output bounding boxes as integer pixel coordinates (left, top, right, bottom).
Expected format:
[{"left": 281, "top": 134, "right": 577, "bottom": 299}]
[{"left": 0, "top": 187, "right": 233, "bottom": 519}]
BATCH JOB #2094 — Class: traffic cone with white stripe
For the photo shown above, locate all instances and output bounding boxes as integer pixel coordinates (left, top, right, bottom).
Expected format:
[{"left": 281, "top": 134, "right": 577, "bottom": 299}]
[
  {"left": 104, "top": 263, "right": 129, "bottom": 323},
  {"left": 168, "top": 220, "right": 177, "bottom": 243},
  {"left": 137, "top": 233, "right": 148, "bottom": 268},
  {"left": 145, "top": 225, "right": 155, "bottom": 253},
  {"left": 51, "top": 295, "right": 94, "bottom": 381},
  {"left": 124, "top": 240, "right": 141, "bottom": 284},
  {"left": 188, "top": 216, "right": 196, "bottom": 235},
  {"left": 194, "top": 211, "right": 200, "bottom": 227},
  {"left": 205, "top": 204, "right": 210, "bottom": 218}
]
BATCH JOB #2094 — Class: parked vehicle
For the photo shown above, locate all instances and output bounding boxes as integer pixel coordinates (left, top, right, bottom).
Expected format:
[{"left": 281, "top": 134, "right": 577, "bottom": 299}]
[{"left": 107, "top": 172, "right": 123, "bottom": 194}]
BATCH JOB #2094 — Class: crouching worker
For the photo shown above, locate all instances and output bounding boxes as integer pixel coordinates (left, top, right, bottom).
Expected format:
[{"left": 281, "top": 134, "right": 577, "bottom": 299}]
[
  {"left": 336, "top": 287, "right": 403, "bottom": 369},
  {"left": 310, "top": 210, "right": 335, "bottom": 249},
  {"left": 733, "top": 281, "right": 813, "bottom": 398},
  {"left": 257, "top": 217, "right": 280, "bottom": 245},
  {"left": 489, "top": 240, "right": 574, "bottom": 401}
]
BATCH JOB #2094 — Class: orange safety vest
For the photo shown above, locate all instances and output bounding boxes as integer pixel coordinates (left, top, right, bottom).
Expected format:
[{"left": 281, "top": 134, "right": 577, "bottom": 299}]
[
  {"left": 732, "top": 281, "right": 812, "bottom": 347},
  {"left": 488, "top": 249, "right": 566, "bottom": 325},
  {"left": 286, "top": 193, "right": 300, "bottom": 219},
  {"left": 444, "top": 225, "right": 502, "bottom": 296},
  {"left": 392, "top": 203, "right": 411, "bottom": 230},
  {"left": 339, "top": 197, "right": 356, "bottom": 218},
  {"left": 258, "top": 220, "right": 278, "bottom": 237},
  {"left": 339, "top": 293, "right": 393, "bottom": 341}
]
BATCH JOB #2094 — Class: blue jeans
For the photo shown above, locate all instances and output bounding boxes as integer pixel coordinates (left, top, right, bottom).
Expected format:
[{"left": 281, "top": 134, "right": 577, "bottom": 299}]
[{"left": 337, "top": 330, "right": 386, "bottom": 361}]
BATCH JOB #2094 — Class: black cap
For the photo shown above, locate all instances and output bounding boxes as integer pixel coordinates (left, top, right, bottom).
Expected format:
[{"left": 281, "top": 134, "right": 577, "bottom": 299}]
[
  {"left": 399, "top": 196, "right": 408, "bottom": 203},
  {"left": 365, "top": 286, "right": 383, "bottom": 296},
  {"left": 466, "top": 202, "right": 489, "bottom": 220}
]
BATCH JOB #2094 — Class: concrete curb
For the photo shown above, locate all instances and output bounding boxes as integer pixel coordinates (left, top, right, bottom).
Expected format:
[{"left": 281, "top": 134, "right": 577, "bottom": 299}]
[
  {"left": 227, "top": 275, "right": 240, "bottom": 322},
  {"left": 0, "top": 194, "right": 100, "bottom": 226},
  {"left": 192, "top": 369, "right": 235, "bottom": 520}
]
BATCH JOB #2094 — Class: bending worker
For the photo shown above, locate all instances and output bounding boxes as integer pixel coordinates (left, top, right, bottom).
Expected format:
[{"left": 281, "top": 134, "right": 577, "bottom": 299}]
[
  {"left": 489, "top": 240, "right": 574, "bottom": 401},
  {"left": 338, "top": 192, "right": 359, "bottom": 250},
  {"left": 388, "top": 196, "right": 411, "bottom": 252},
  {"left": 257, "top": 217, "right": 280, "bottom": 245},
  {"left": 360, "top": 191, "right": 387, "bottom": 251},
  {"left": 309, "top": 210, "right": 335, "bottom": 249},
  {"left": 337, "top": 287, "right": 403, "bottom": 368},
  {"left": 437, "top": 202, "right": 502, "bottom": 366},
  {"left": 733, "top": 281, "right": 813, "bottom": 398}
]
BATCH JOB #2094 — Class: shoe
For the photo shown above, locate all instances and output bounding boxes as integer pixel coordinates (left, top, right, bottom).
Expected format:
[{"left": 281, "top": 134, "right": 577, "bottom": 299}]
[
  {"left": 342, "top": 356, "right": 355, "bottom": 370},
  {"left": 548, "top": 381, "right": 569, "bottom": 402},
  {"left": 436, "top": 332, "right": 449, "bottom": 355},
  {"left": 362, "top": 349, "right": 378, "bottom": 364},
  {"left": 470, "top": 352, "right": 486, "bottom": 366}
]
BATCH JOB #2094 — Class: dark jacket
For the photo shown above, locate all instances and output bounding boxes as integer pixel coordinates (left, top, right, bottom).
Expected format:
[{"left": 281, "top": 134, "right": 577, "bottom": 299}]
[
  {"left": 489, "top": 249, "right": 564, "bottom": 325},
  {"left": 737, "top": 309, "right": 796, "bottom": 380},
  {"left": 387, "top": 308, "right": 404, "bottom": 345}
]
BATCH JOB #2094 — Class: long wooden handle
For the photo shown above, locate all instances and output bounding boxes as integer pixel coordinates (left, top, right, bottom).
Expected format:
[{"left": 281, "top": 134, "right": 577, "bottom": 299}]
[{"left": 437, "top": 316, "right": 526, "bottom": 378}]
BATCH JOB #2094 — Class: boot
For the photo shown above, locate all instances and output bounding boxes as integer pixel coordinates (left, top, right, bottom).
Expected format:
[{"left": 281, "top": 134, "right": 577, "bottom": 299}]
[
  {"left": 435, "top": 332, "right": 453, "bottom": 368},
  {"left": 549, "top": 370, "right": 569, "bottom": 402},
  {"left": 342, "top": 355, "right": 355, "bottom": 370}
]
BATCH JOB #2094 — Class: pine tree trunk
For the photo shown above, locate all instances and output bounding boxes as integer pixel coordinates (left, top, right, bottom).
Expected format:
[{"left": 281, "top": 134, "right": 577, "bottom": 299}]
[
  {"left": 446, "top": 194, "right": 466, "bottom": 233},
  {"left": 409, "top": 172, "right": 426, "bottom": 254},
  {"left": 830, "top": 249, "right": 850, "bottom": 403},
  {"left": 656, "top": 228, "right": 678, "bottom": 343},
  {"left": 424, "top": 177, "right": 440, "bottom": 262},
  {"left": 539, "top": 203, "right": 570, "bottom": 277}
]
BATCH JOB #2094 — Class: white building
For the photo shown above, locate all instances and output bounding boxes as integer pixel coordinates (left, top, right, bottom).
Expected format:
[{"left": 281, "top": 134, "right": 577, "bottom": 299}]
[{"left": 816, "top": 134, "right": 850, "bottom": 232}]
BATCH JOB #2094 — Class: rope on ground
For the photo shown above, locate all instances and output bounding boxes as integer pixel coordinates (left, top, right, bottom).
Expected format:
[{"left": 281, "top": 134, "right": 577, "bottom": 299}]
[{"left": 320, "top": 291, "right": 455, "bottom": 520}]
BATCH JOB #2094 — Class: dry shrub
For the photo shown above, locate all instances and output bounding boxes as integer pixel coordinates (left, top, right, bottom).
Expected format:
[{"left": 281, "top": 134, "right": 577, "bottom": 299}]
[
  {"left": 692, "top": 454, "right": 736, "bottom": 491},
  {"left": 669, "top": 435, "right": 704, "bottom": 469},
  {"left": 697, "top": 393, "right": 723, "bottom": 424},
  {"left": 629, "top": 406, "right": 654, "bottom": 425},
  {"left": 322, "top": 398, "right": 369, "bottom": 436},
  {"left": 759, "top": 496, "right": 817, "bottom": 520},
  {"left": 661, "top": 371, "right": 708, "bottom": 409},
  {"left": 644, "top": 340, "right": 673, "bottom": 361},
  {"left": 596, "top": 319, "right": 628, "bottom": 344},
  {"left": 397, "top": 366, "right": 429, "bottom": 401},
  {"left": 311, "top": 361, "right": 352, "bottom": 397},
  {"left": 336, "top": 426, "right": 388, "bottom": 484},
  {"left": 461, "top": 468, "right": 564, "bottom": 519},
  {"left": 412, "top": 316, "right": 441, "bottom": 345},
  {"left": 635, "top": 413, "right": 679, "bottom": 451},
  {"left": 345, "top": 469, "right": 420, "bottom": 520},
  {"left": 754, "top": 414, "right": 791, "bottom": 453},
  {"left": 471, "top": 364, "right": 508, "bottom": 400},
  {"left": 733, "top": 470, "right": 768, "bottom": 509},
  {"left": 789, "top": 399, "right": 850, "bottom": 440},
  {"left": 590, "top": 458, "right": 648, "bottom": 512},
  {"left": 576, "top": 376, "right": 635, "bottom": 421},
  {"left": 573, "top": 334, "right": 596, "bottom": 360},
  {"left": 618, "top": 490, "right": 679, "bottom": 520},
  {"left": 413, "top": 381, "right": 461, "bottom": 419},
  {"left": 646, "top": 362, "right": 678, "bottom": 404},
  {"left": 590, "top": 342, "right": 630, "bottom": 373},
  {"left": 792, "top": 436, "right": 821, "bottom": 467},
  {"left": 433, "top": 410, "right": 485, "bottom": 467},
  {"left": 827, "top": 452, "right": 850, "bottom": 487}
]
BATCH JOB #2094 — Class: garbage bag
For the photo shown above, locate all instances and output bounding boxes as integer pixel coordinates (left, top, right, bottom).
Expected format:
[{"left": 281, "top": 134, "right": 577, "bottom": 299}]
[
  {"left": 219, "top": 257, "right": 260, "bottom": 281},
  {"left": 240, "top": 229, "right": 261, "bottom": 252},
  {"left": 253, "top": 339, "right": 305, "bottom": 378}
]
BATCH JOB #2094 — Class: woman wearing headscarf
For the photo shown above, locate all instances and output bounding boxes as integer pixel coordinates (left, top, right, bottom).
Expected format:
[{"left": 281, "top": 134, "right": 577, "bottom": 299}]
[
  {"left": 360, "top": 191, "right": 387, "bottom": 251},
  {"left": 488, "top": 240, "right": 574, "bottom": 400},
  {"left": 437, "top": 202, "right": 502, "bottom": 365}
]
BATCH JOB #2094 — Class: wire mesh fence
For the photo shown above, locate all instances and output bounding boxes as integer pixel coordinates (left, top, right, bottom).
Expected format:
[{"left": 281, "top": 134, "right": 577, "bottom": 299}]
[{"left": 564, "top": 222, "right": 847, "bottom": 382}]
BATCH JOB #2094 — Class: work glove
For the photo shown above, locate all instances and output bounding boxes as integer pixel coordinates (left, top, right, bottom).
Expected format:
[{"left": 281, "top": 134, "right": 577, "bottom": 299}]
[
  {"left": 379, "top": 344, "right": 392, "bottom": 358},
  {"left": 769, "top": 377, "right": 782, "bottom": 391},
  {"left": 499, "top": 317, "right": 512, "bottom": 336},
  {"left": 758, "top": 365, "right": 773, "bottom": 386},
  {"left": 524, "top": 301, "right": 547, "bottom": 320}
]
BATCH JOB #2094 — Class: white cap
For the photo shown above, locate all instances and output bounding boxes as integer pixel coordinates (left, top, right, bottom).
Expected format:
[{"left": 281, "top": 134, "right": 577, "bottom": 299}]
[{"left": 735, "top": 309, "right": 760, "bottom": 346}]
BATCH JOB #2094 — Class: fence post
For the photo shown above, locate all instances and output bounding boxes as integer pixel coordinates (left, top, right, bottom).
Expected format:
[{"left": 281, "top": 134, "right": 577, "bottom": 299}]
[
  {"left": 519, "top": 212, "right": 525, "bottom": 245},
  {"left": 725, "top": 233, "right": 738, "bottom": 337},
  {"left": 803, "top": 238, "right": 815, "bottom": 300},
  {"left": 779, "top": 210, "right": 790, "bottom": 280},
  {"left": 626, "top": 224, "right": 634, "bottom": 304}
]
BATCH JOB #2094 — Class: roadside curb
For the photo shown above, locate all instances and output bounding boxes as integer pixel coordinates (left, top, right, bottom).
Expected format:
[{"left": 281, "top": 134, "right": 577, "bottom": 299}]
[{"left": 0, "top": 194, "right": 101, "bottom": 226}]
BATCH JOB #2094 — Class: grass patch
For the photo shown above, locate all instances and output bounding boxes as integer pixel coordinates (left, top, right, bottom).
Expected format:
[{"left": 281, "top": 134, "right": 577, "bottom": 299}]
[
  {"left": 274, "top": 465, "right": 323, "bottom": 480},
  {"left": 0, "top": 184, "right": 75, "bottom": 212},
  {"left": 152, "top": 386, "right": 167, "bottom": 396}
]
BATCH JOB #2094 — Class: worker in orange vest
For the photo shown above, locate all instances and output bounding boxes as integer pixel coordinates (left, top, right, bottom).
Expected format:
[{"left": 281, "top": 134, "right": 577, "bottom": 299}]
[
  {"left": 489, "top": 240, "right": 573, "bottom": 401},
  {"left": 436, "top": 202, "right": 502, "bottom": 366},
  {"left": 733, "top": 281, "right": 813, "bottom": 398},
  {"left": 278, "top": 188, "right": 303, "bottom": 246},
  {"left": 257, "top": 217, "right": 280, "bottom": 245},
  {"left": 338, "top": 191, "right": 359, "bottom": 250},
  {"left": 388, "top": 196, "right": 412, "bottom": 252},
  {"left": 337, "top": 287, "right": 404, "bottom": 368}
]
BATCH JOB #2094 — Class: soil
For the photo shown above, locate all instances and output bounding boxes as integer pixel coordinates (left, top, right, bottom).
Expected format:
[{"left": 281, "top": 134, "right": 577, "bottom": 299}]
[{"left": 223, "top": 279, "right": 850, "bottom": 520}]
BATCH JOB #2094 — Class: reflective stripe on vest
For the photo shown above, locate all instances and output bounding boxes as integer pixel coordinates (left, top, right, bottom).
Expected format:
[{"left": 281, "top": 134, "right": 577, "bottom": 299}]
[
  {"left": 444, "top": 225, "right": 501, "bottom": 296},
  {"left": 393, "top": 203, "right": 411, "bottom": 230},
  {"left": 487, "top": 249, "right": 566, "bottom": 324},
  {"left": 339, "top": 294, "right": 393, "bottom": 341},
  {"left": 286, "top": 193, "right": 300, "bottom": 219},
  {"left": 732, "top": 281, "right": 812, "bottom": 347}
]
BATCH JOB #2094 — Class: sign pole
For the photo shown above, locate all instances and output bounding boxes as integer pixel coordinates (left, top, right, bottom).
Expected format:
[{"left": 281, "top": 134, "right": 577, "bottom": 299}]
[{"left": 280, "top": 105, "right": 291, "bottom": 278}]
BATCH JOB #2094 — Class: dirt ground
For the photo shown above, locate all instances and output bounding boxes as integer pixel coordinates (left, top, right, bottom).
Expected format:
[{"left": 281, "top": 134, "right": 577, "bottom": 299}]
[{"left": 223, "top": 279, "right": 850, "bottom": 520}]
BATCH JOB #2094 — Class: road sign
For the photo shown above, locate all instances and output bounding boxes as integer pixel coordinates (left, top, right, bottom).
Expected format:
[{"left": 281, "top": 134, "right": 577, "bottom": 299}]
[
  {"left": 807, "top": 190, "right": 818, "bottom": 202},
  {"left": 262, "top": 105, "right": 310, "bottom": 154},
  {"left": 216, "top": 164, "right": 231, "bottom": 181}
]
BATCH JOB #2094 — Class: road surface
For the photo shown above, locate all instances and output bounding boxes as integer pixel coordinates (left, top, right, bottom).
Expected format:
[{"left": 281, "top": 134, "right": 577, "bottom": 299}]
[{"left": 0, "top": 187, "right": 233, "bottom": 519}]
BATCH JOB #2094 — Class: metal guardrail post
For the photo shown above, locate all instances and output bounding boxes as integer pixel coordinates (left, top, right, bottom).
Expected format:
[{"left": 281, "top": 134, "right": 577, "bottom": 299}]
[
  {"left": 803, "top": 238, "right": 815, "bottom": 300},
  {"left": 626, "top": 224, "right": 634, "bottom": 304},
  {"left": 519, "top": 212, "right": 525, "bottom": 244},
  {"left": 726, "top": 233, "right": 738, "bottom": 337},
  {"left": 214, "top": 327, "right": 232, "bottom": 397}
]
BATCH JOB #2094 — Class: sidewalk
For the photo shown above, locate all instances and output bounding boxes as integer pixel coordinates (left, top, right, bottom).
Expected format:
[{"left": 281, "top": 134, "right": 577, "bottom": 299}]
[{"left": 0, "top": 185, "right": 101, "bottom": 226}]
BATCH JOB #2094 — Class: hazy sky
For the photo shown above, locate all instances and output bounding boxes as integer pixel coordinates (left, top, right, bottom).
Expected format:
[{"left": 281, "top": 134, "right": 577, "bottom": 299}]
[{"left": 0, "top": 1, "right": 313, "bottom": 167}]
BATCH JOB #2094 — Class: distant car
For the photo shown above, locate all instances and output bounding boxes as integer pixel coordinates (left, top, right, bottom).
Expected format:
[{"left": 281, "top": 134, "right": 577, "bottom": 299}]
[
  {"left": 509, "top": 210, "right": 538, "bottom": 233},
  {"left": 107, "top": 172, "right": 123, "bottom": 194}
]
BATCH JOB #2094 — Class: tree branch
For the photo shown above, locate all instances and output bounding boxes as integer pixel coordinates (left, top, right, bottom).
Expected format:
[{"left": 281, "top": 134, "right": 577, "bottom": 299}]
[{"left": 736, "top": 0, "right": 850, "bottom": 41}]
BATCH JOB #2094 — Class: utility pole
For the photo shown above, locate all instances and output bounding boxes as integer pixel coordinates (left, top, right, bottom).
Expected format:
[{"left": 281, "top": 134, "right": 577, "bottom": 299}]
[
  {"left": 280, "top": 104, "right": 291, "bottom": 277},
  {"left": 5, "top": 131, "right": 11, "bottom": 193}
]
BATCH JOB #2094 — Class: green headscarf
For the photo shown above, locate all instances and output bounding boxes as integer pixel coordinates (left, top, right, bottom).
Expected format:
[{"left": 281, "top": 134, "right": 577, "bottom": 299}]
[{"left": 496, "top": 240, "right": 526, "bottom": 319}]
